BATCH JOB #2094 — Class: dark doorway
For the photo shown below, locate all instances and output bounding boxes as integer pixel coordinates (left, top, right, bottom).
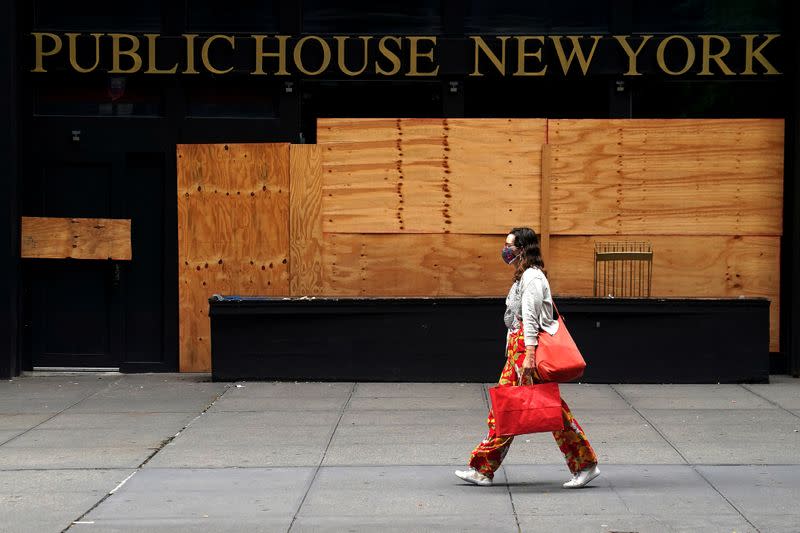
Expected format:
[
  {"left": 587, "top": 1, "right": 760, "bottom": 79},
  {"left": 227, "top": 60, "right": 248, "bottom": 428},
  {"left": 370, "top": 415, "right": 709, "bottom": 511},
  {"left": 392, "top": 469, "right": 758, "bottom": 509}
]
[{"left": 22, "top": 150, "right": 169, "bottom": 370}]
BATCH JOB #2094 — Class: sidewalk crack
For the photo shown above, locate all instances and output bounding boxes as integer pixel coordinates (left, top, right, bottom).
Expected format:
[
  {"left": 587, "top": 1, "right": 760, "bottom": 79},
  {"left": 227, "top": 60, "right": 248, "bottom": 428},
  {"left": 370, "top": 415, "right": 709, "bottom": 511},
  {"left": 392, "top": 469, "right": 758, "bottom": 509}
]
[
  {"left": 500, "top": 467, "right": 522, "bottom": 533},
  {"left": 286, "top": 382, "right": 356, "bottom": 533},
  {"left": 60, "top": 383, "right": 233, "bottom": 532},
  {"left": 740, "top": 384, "right": 800, "bottom": 420}
]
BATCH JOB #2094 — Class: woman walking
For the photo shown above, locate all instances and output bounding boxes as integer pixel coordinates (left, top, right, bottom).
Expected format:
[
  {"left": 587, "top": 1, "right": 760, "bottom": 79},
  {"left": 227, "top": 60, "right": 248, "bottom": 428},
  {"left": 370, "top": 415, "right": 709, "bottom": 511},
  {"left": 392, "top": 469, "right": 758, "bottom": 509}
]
[{"left": 455, "top": 227, "right": 600, "bottom": 488}]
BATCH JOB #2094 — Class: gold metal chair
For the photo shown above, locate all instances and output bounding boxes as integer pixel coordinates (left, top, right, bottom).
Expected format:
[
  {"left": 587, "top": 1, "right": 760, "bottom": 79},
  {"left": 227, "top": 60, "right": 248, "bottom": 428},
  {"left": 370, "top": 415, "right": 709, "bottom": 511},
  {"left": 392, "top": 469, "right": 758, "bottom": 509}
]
[{"left": 593, "top": 242, "right": 653, "bottom": 297}]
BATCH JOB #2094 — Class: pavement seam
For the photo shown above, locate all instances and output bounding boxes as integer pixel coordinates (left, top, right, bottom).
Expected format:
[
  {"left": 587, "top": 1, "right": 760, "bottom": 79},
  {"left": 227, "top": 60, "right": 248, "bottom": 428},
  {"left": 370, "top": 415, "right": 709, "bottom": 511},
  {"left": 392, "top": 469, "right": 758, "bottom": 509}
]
[
  {"left": 608, "top": 385, "right": 692, "bottom": 465},
  {"left": 740, "top": 384, "right": 800, "bottom": 420},
  {"left": 287, "top": 382, "right": 357, "bottom": 533},
  {"left": 60, "top": 383, "right": 234, "bottom": 532},
  {"left": 604, "top": 465, "right": 634, "bottom": 514},
  {"left": 0, "top": 376, "right": 125, "bottom": 448},
  {"left": 609, "top": 384, "right": 762, "bottom": 533},
  {"left": 481, "top": 383, "right": 490, "bottom": 410},
  {"left": 499, "top": 467, "right": 523, "bottom": 533}
]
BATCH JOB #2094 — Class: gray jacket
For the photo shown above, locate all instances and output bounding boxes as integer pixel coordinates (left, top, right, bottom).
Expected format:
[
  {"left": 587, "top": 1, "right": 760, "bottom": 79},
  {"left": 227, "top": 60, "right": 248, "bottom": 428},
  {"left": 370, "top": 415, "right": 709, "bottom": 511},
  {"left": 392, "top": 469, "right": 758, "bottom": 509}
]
[{"left": 503, "top": 267, "right": 559, "bottom": 346}]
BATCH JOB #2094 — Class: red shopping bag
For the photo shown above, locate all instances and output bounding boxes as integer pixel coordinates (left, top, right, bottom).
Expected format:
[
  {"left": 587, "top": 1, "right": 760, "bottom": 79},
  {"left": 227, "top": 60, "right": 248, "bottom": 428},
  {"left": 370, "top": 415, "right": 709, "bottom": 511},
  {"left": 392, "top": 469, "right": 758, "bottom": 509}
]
[
  {"left": 536, "top": 313, "right": 586, "bottom": 383},
  {"left": 489, "top": 382, "right": 564, "bottom": 437}
]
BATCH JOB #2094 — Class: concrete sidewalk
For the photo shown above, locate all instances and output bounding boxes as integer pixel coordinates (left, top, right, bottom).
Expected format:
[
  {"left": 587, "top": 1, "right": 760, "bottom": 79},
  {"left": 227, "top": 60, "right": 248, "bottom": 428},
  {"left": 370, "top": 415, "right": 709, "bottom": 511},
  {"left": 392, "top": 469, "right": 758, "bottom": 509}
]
[{"left": 1, "top": 374, "right": 799, "bottom": 532}]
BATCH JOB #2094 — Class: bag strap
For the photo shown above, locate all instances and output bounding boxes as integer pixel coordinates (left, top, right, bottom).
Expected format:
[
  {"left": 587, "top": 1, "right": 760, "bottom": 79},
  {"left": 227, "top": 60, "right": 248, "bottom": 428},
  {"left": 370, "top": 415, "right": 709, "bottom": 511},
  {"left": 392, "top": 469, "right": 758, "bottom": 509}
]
[{"left": 552, "top": 299, "right": 561, "bottom": 321}]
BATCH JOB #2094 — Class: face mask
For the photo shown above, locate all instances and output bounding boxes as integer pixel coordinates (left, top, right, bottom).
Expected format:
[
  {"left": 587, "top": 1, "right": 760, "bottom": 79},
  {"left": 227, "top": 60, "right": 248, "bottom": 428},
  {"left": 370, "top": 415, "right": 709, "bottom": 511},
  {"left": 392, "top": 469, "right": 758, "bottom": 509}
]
[{"left": 501, "top": 246, "right": 520, "bottom": 264}]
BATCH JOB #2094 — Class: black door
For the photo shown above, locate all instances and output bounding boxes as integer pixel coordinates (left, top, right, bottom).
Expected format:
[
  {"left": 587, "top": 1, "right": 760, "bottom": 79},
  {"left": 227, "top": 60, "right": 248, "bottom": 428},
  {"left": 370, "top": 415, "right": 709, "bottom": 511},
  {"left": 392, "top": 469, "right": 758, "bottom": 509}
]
[
  {"left": 23, "top": 152, "right": 123, "bottom": 369},
  {"left": 22, "top": 150, "right": 169, "bottom": 370}
]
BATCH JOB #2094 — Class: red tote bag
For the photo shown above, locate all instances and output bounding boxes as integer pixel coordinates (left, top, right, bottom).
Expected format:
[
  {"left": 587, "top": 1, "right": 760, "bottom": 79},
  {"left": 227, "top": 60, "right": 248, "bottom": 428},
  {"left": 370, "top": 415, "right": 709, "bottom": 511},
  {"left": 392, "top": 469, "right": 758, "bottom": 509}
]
[
  {"left": 536, "top": 309, "right": 586, "bottom": 382},
  {"left": 489, "top": 382, "right": 564, "bottom": 437}
]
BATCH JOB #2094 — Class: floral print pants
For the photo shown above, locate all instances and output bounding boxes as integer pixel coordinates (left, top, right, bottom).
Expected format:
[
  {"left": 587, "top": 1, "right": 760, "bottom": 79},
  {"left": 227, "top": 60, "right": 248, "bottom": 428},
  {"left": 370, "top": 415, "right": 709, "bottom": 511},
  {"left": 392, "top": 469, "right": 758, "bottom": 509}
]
[{"left": 468, "top": 327, "right": 598, "bottom": 479}]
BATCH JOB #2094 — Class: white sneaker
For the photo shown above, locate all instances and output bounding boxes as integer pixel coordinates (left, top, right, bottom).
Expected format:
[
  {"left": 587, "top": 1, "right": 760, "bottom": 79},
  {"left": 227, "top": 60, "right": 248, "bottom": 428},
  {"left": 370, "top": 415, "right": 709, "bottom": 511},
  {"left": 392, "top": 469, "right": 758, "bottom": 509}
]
[
  {"left": 454, "top": 468, "right": 493, "bottom": 486},
  {"left": 563, "top": 464, "right": 600, "bottom": 489}
]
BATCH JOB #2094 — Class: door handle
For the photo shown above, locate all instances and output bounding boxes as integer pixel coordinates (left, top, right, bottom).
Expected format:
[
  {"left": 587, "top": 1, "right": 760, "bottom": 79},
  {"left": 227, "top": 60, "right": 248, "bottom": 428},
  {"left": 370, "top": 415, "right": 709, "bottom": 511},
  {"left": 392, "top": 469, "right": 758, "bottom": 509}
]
[{"left": 113, "top": 263, "right": 121, "bottom": 288}]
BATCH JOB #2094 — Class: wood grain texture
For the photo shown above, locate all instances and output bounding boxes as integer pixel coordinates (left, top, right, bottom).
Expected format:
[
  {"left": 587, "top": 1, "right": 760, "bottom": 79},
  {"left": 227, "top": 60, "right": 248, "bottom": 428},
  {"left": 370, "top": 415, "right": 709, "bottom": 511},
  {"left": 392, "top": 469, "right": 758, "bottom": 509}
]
[
  {"left": 21, "top": 217, "right": 131, "bottom": 260},
  {"left": 177, "top": 143, "right": 291, "bottom": 372},
  {"left": 322, "top": 233, "right": 512, "bottom": 296},
  {"left": 548, "top": 119, "right": 784, "bottom": 235},
  {"left": 319, "top": 118, "right": 545, "bottom": 234},
  {"left": 540, "top": 144, "right": 552, "bottom": 264},
  {"left": 290, "top": 144, "right": 323, "bottom": 296},
  {"left": 548, "top": 235, "right": 781, "bottom": 351}
]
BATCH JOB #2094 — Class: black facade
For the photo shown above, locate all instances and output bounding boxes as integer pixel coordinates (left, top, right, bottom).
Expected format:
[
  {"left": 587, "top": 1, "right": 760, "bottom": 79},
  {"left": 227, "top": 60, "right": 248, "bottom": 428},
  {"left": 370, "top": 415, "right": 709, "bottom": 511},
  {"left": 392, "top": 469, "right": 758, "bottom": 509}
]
[{"left": 2, "top": 1, "right": 799, "bottom": 378}]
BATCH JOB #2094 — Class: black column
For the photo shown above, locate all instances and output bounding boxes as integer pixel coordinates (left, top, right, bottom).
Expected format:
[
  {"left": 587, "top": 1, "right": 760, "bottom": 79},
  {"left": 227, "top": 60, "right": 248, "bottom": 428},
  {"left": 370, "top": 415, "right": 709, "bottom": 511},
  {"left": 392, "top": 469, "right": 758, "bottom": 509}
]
[
  {"left": 0, "top": 0, "right": 19, "bottom": 378},
  {"left": 788, "top": 4, "right": 800, "bottom": 377}
]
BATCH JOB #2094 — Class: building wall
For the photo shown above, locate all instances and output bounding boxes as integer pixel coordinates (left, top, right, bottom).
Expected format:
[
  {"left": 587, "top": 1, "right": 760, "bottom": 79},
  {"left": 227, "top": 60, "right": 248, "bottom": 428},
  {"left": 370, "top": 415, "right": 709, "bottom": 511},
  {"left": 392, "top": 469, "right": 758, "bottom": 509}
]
[{"left": 14, "top": 0, "right": 795, "bottom": 374}]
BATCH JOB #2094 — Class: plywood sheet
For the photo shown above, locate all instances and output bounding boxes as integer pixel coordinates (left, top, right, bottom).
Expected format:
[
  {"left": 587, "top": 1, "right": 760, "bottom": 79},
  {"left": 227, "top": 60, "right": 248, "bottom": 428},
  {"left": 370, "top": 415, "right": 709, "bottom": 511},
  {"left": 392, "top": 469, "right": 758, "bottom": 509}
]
[
  {"left": 319, "top": 118, "right": 545, "bottom": 234},
  {"left": 548, "top": 119, "right": 784, "bottom": 235},
  {"left": 21, "top": 217, "right": 132, "bottom": 260},
  {"left": 290, "top": 144, "right": 323, "bottom": 296},
  {"left": 177, "top": 143, "right": 291, "bottom": 372},
  {"left": 548, "top": 235, "right": 781, "bottom": 351},
  {"left": 322, "top": 233, "right": 513, "bottom": 296}
]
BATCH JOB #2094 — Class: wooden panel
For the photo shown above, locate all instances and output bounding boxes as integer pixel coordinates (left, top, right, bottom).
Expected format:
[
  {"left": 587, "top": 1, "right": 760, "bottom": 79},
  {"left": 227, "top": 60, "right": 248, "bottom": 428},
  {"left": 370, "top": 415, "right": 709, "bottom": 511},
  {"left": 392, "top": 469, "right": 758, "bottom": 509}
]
[
  {"left": 548, "top": 119, "right": 784, "bottom": 235},
  {"left": 319, "top": 118, "right": 545, "bottom": 234},
  {"left": 322, "top": 233, "right": 512, "bottom": 296},
  {"left": 290, "top": 144, "right": 323, "bottom": 296},
  {"left": 548, "top": 235, "right": 781, "bottom": 351},
  {"left": 21, "top": 217, "right": 131, "bottom": 260},
  {"left": 178, "top": 143, "right": 291, "bottom": 372}
]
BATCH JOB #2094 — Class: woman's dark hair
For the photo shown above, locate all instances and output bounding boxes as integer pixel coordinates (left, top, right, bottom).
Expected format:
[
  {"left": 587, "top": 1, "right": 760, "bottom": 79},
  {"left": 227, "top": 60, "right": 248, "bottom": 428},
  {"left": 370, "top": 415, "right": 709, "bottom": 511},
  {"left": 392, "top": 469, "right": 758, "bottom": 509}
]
[{"left": 510, "top": 227, "right": 546, "bottom": 281}]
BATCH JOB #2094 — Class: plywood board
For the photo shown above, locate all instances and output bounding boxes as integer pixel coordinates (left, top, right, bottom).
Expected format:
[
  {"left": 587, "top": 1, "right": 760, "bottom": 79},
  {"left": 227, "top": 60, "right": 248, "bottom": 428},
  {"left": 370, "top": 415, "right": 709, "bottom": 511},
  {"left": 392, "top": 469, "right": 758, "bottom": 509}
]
[
  {"left": 290, "top": 144, "right": 324, "bottom": 295},
  {"left": 548, "top": 235, "right": 781, "bottom": 351},
  {"left": 548, "top": 119, "right": 784, "bottom": 235},
  {"left": 322, "top": 233, "right": 513, "bottom": 296},
  {"left": 177, "top": 143, "right": 291, "bottom": 372},
  {"left": 319, "top": 118, "right": 545, "bottom": 234},
  {"left": 21, "top": 216, "right": 132, "bottom": 260}
]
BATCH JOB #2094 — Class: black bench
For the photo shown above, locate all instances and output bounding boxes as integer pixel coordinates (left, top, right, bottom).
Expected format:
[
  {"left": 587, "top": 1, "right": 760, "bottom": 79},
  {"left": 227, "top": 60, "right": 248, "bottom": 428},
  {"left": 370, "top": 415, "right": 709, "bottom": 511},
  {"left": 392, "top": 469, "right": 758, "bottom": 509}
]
[{"left": 209, "top": 296, "right": 770, "bottom": 384}]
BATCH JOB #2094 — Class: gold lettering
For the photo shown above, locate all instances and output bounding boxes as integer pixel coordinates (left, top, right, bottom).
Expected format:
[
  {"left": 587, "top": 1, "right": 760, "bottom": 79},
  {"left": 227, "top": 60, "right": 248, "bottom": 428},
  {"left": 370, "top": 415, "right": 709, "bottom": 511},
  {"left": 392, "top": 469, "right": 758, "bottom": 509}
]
[
  {"left": 470, "top": 36, "right": 509, "bottom": 76},
  {"left": 109, "top": 33, "right": 143, "bottom": 74},
  {"left": 742, "top": 34, "right": 781, "bottom": 75},
  {"left": 334, "top": 36, "right": 372, "bottom": 76},
  {"left": 375, "top": 36, "right": 402, "bottom": 76},
  {"left": 698, "top": 35, "right": 735, "bottom": 75},
  {"left": 144, "top": 34, "right": 178, "bottom": 74},
  {"left": 201, "top": 35, "right": 234, "bottom": 75},
  {"left": 293, "top": 36, "right": 331, "bottom": 76},
  {"left": 513, "top": 36, "right": 546, "bottom": 76},
  {"left": 550, "top": 35, "right": 601, "bottom": 75},
  {"left": 406, "top": 36, "right": 439, "bottom": 76},
  {"left": 613, "top": 35, "right": 652, "bottom": 76},
  {"left": 656, "top": 35, "right": 695, "bottom": 75},
  {"left": 31, "top": 32, "right": 62, "bottom": 73},
  {"left": 66, "top": 32, "right": 102, "bottom": 74},
  {"left": 252, "top": 35, "right": 289, "bottom": 75},
  {"left": 183, "top": 34, "right": 199, "bottom": 74}
]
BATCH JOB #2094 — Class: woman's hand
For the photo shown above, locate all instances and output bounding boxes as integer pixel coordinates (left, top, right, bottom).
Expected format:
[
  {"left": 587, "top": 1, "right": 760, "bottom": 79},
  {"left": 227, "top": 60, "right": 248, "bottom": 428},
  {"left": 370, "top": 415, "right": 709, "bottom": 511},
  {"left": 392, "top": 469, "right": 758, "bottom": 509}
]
[{"left": 522, "top": 345, "right": 537, "bottom": 375}]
